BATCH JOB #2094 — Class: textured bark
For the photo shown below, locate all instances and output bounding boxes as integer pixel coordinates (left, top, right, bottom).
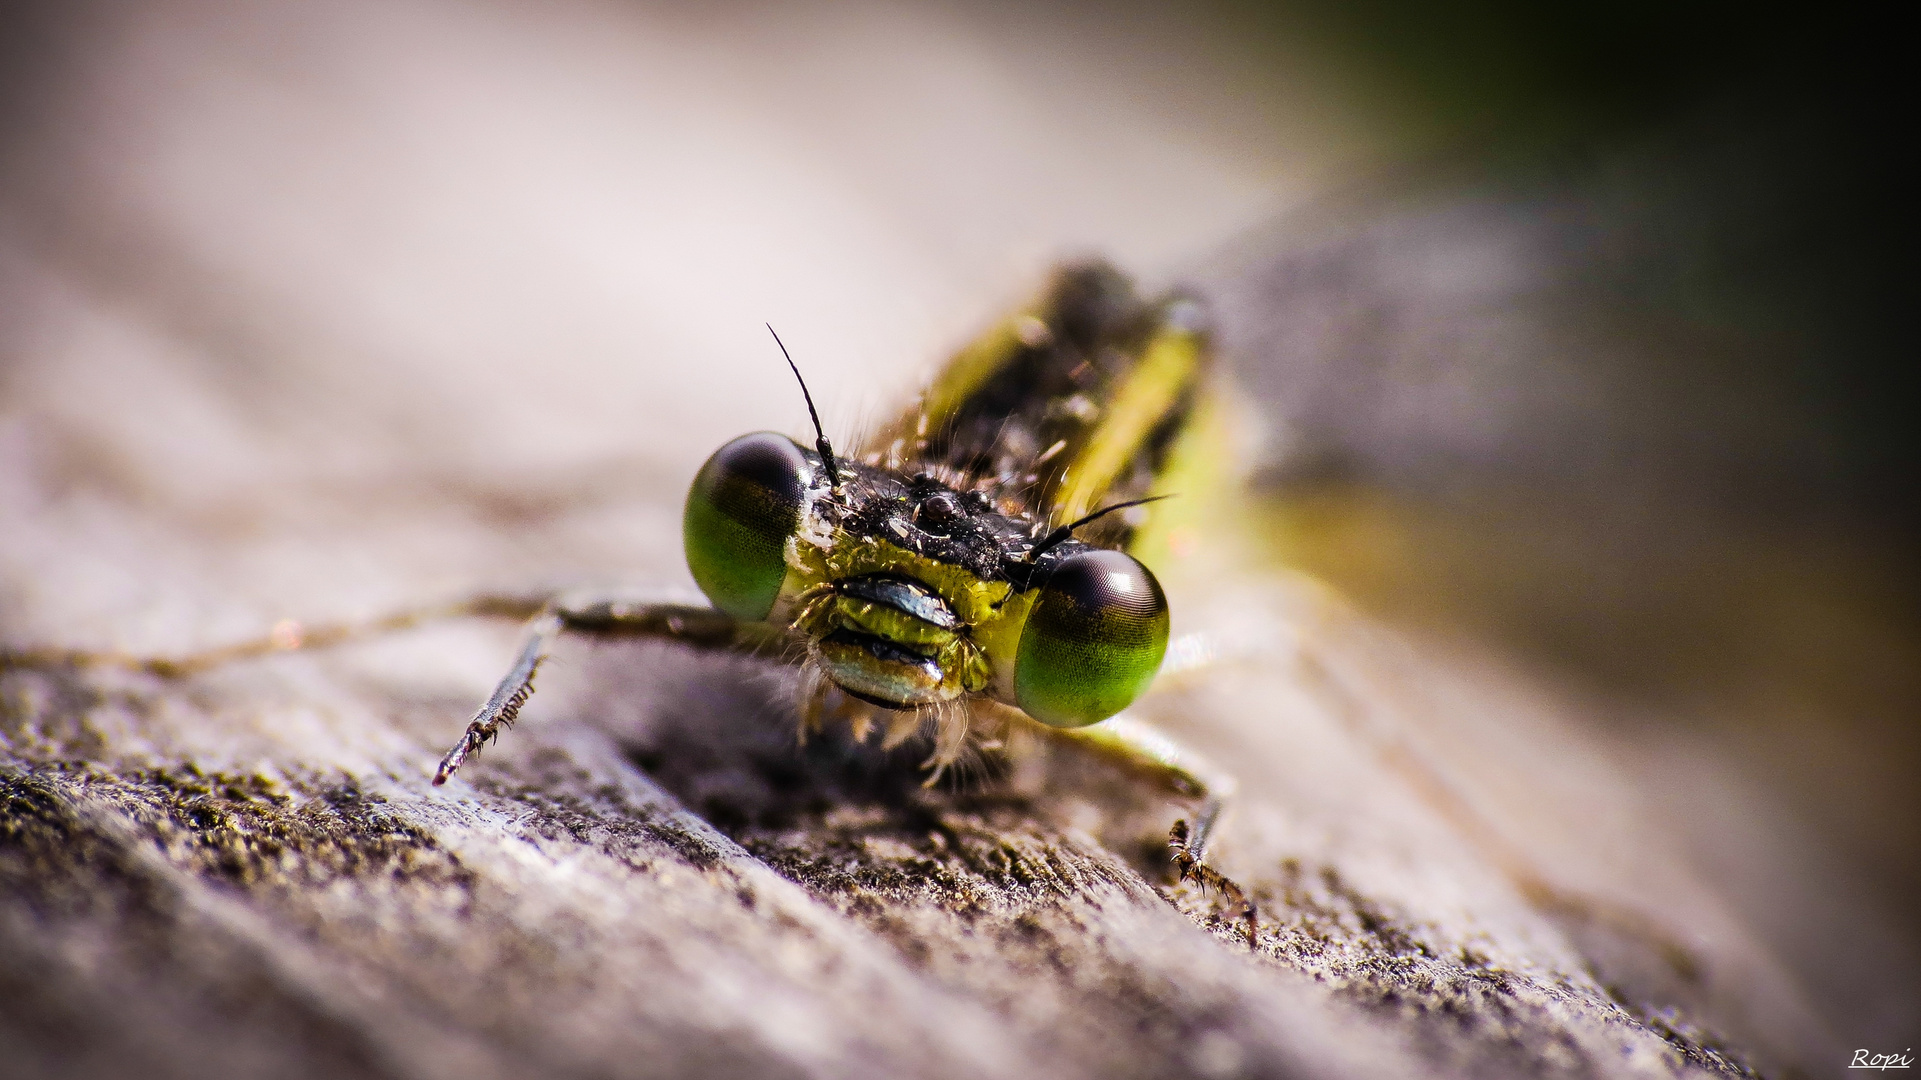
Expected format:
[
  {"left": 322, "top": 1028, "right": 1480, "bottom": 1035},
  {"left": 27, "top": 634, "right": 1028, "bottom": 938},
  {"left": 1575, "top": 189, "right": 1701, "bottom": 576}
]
[
  {"left": 2, "top": 2, "right": 1907, "bottom": 1078},
  {"left": 0, "top": 590, "right": 1815, "bottom": 1080}
]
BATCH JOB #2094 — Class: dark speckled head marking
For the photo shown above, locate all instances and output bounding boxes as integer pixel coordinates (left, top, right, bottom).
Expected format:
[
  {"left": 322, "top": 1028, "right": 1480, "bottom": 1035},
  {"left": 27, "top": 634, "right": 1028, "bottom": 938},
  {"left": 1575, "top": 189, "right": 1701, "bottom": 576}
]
[{"left": 682, "top": 262, "right": 1212, "bottom": 760}]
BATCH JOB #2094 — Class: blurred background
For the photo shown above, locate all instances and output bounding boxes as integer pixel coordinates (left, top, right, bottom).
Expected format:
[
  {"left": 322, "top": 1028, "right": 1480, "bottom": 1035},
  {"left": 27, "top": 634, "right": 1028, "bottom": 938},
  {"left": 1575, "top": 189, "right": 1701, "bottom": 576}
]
[{"left": 2, "top": 0, "right": 1912, "bottom": 1054}]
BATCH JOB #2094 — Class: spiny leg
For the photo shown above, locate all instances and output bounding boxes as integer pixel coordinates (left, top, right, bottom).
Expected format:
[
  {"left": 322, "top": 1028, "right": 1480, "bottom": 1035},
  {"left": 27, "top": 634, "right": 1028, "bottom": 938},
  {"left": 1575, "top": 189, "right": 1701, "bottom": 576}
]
[
  {"left": 1164, "top": 820, "right": 1256, "bottom": 945},
  {"left": 1051, "top": 712, "right": 1258, "bottom": 944},
  {"left": 433, "top": 595, "right": 792, "bottom": 785}
]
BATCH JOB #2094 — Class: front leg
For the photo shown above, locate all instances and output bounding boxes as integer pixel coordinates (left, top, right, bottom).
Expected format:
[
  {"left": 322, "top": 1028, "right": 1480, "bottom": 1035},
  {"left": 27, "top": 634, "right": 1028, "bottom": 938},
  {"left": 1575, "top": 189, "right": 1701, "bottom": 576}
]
[
  {"left": 433, "top": 595, "right": 794, "bottom": 785},
  {"left": 1049, "top": 713, "right": 1257, "bottom": 944}
]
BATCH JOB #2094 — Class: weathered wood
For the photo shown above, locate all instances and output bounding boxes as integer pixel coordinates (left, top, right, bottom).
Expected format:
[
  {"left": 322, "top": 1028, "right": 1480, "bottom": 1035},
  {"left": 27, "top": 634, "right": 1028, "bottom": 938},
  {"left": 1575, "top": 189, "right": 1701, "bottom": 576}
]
[
  {"left": 0, "top": 565, "right": 1829, "bottom": 1080},
  {"left": 4, "top": 2, "right": 1907, "bottom": 1077}
]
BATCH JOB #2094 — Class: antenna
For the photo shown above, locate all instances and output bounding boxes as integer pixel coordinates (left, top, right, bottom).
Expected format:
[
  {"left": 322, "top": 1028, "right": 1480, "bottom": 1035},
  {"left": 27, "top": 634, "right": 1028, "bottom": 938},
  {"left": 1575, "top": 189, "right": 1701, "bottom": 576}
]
[
  {"left": 1028, "top": 495, "right": 1172, "bottom": 561},
  {"left": 767, "top": 324, "right": 841, "bottom": 490}
]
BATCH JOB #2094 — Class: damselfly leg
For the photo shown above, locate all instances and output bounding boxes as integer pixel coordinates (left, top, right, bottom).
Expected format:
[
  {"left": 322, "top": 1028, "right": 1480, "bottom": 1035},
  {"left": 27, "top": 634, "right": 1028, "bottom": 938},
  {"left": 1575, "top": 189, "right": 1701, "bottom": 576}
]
[
  {"left": 433, "top": 594, "right": 795, "bottom": 784},
  {"left": 1051, "top": 712, "right": 1257, "bottom": 944}
]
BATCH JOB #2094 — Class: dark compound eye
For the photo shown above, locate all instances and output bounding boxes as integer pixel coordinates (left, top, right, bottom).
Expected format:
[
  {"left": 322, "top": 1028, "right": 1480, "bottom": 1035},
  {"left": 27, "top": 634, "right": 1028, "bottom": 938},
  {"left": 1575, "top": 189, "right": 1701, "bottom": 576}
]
[
  {"left": 1014, "top": 549, "right": 1169, "bottom": 728},
  {"left": 683, "top": 432, "right": 811, "bottom": 620},
  {"left": 915, "top": 491, "right": 963, "bottom": 530}
]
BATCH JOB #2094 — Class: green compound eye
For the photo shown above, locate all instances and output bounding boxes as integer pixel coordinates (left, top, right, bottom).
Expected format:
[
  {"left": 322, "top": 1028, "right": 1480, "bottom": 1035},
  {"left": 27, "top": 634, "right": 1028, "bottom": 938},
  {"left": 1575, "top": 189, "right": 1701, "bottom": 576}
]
[
  {"left": 684, "top": 432, "right": 812, "bottom": 620},
  {"left": 1015, "top": 549, "right": 1169, "bottom": 728}
]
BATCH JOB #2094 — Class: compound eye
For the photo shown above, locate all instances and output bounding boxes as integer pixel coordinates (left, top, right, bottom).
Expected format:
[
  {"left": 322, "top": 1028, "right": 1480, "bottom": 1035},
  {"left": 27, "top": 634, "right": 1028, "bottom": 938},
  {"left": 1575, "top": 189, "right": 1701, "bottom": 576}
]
[
  {"left": 684, "top": 432, "right": 811, "bottom": 620},
  {"left": 1014, "top": 549, "right": 1169, "bottom": 728}
]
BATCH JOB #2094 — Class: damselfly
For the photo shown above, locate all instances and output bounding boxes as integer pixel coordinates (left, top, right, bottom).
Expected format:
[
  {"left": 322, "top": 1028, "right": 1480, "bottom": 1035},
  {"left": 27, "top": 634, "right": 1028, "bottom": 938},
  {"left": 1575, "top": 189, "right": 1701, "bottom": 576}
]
[{"left": 433, "top": 261, "right": 1253, "bottom": 932}]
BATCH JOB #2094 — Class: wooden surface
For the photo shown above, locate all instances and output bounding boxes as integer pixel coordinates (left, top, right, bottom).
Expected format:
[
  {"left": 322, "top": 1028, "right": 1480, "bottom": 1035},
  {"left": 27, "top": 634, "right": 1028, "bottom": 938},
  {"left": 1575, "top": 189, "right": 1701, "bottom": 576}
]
[
  {"left": 0, "top": 570, "right": 1830, "bottom": 1080},
  {"left": 2, "top": 2, "right": 1909, "bottom": 1077}
]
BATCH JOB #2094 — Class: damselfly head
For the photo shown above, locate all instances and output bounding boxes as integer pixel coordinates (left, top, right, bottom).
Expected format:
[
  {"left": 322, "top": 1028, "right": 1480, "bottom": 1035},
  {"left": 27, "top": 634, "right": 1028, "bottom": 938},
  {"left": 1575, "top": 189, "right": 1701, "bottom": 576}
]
[
  {"left": 682, "top": 439, "right": 1167, "bottom": 728},
  {"left": 683, "top": 267, "right": 1199, "bottom": 730}
]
